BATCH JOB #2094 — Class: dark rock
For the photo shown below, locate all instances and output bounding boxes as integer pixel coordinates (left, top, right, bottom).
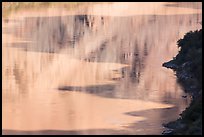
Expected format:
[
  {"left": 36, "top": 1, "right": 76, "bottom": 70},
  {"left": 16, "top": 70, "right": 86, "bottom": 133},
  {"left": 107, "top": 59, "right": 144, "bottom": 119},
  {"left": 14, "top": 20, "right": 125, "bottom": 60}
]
[
  {"left": 162, "top": 29, "right": 202, "bottom": 135},
  {"left": 176, "top": 70, "right": 193, "bottom": 81},
  {"left": 162, "top": 60, "right": 179, "bottom": 70},
  {"left": 162, "top": 129, "right": 174, "bottom": 135},
  {"left": 181, "top": 62, "right": 191, "bottom": 68},
  {"left": 182, "top": 95, "right": 187, "bottom": 98}
]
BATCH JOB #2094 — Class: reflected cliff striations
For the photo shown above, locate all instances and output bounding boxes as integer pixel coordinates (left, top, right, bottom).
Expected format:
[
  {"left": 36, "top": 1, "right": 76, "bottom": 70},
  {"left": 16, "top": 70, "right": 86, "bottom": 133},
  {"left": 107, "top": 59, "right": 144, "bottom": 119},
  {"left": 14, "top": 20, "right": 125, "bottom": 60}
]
[{"left": 2, "top": 2, "right": 202, "bottom": 135}]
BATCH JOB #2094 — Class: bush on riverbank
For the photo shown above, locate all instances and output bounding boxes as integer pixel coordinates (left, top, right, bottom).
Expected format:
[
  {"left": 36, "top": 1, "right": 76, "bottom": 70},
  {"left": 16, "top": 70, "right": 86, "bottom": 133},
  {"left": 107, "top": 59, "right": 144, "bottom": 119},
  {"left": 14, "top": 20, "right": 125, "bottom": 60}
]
[
  {"left": 163, "top": 29, "right": 202, "bottom": 135},
  {"left": 175, "top": 29, "right": 202, "bottom": 88}
]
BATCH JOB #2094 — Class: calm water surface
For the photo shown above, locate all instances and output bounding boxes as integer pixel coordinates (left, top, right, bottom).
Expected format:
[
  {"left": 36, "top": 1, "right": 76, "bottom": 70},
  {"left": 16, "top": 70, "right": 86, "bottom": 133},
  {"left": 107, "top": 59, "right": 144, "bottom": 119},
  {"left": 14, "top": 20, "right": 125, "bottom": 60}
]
[{"left": 2, "top": 2, "right": 202, "bottom": 135}]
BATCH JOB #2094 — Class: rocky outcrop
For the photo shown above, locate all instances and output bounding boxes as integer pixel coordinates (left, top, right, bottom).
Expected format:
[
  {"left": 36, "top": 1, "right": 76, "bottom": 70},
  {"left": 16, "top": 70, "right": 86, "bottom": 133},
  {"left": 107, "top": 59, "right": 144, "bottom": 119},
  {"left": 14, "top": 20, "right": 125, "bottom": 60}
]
[
  {"left": 162, "top": 60, "right": 178, "bottom": 70},
  {"left": 162, "top": 29, "right": 202, "bottom": 135}
]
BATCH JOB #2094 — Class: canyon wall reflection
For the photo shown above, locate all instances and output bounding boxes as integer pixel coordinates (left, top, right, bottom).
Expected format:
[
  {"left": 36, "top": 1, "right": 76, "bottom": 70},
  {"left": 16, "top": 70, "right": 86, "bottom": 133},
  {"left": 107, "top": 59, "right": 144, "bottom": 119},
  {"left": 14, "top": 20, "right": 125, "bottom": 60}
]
[{"left": 2, "top": 2, "right": 202, "bottom": 135}]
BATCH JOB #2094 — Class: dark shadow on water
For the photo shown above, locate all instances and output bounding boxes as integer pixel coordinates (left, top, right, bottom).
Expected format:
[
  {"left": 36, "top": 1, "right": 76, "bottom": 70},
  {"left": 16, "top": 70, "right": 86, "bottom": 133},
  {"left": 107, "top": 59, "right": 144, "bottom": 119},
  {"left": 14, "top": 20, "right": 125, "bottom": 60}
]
[
  {"left": 57, "top": 82, "right": 189, "bottom": 108},
  {"left": 125, "top": 107, "right": 181, "bottom": 126},
  {"left": 121, "top": 107, "right": 183, "bottom": 134},
  {"left": 58, "top": 84, "right": 117, "bottom": 98},
  {"left": 59, "top": 84, "right": 115, "bottom": 92},
  {"left": 58, "top": 82, "right": 143, "bottom": 100},
  {"left": 2, "top": 129, "right": 128, "bottom": 135}
]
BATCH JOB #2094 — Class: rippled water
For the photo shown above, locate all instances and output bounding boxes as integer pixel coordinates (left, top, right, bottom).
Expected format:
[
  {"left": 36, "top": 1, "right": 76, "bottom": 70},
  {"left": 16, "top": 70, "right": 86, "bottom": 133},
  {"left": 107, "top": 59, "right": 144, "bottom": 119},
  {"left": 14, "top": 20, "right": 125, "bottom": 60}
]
[{"left": 2, "top": 2, "right": 202, "bottom": 135}]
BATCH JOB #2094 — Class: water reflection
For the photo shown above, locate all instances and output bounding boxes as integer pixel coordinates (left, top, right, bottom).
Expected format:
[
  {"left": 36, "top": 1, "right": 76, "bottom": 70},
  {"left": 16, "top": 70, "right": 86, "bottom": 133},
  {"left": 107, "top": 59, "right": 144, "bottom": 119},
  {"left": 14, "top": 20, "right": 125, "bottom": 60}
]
[{"left": 2, "top": 2, "right": 202, "bottom": 135}]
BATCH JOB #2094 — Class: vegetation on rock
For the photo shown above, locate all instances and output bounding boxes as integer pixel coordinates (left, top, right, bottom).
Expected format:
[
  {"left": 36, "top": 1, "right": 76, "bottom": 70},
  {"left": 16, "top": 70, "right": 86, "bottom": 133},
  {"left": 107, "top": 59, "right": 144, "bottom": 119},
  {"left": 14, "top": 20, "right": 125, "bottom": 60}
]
[{"left": 163, "top": 29, "right": 202, "bottom": 135}]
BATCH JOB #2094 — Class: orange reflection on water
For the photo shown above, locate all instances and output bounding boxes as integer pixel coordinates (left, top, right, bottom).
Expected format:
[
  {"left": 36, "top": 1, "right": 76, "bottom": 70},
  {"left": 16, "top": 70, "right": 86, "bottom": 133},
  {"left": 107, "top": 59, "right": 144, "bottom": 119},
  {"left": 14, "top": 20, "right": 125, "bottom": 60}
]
[{"left": 2, "top": 2, "right": 202, "bottom": 135}]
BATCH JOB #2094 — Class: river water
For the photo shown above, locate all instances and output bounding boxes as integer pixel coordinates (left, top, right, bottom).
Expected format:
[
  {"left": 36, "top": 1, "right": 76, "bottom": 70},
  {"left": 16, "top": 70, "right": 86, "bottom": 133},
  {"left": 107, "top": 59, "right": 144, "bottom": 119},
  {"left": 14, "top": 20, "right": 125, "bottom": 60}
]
[{"left": 2, "top": 2, "right": 202, "bottom": 135}]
